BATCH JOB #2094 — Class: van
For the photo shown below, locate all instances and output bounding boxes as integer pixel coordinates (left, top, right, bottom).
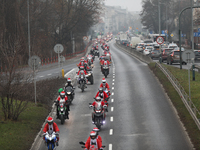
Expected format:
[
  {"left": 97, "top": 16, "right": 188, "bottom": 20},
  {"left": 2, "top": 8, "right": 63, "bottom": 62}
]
[{"left": 130, "top": 37, "right": 141, "bottom": 49}]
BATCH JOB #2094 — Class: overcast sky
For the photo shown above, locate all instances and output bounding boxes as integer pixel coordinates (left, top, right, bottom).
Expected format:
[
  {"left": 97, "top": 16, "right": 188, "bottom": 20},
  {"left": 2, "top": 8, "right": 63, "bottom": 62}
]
[{"left": 104, "top": 0, "right": 143, "bottom": 12}]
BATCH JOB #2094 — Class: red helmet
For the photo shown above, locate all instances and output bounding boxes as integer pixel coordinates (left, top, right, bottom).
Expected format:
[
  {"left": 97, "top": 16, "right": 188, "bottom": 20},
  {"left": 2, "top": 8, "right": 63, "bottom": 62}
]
[
  {"left": 102, "top": 78, "right": 106, "bottom": 83},
  {"left": 67, "top": 78, "right": 71, "bottom": 83},
  {"left": 47, "top": 116, "right": 53, "bottom": 125},
  {"left": 60, "top": 91, "right": 65, "bottom": 98},
  {"left": 93, "top": 127, "right": 99, "bottom": 132},
  {"left": 90, "top": 131, "right": 97, "bottom": 139}
]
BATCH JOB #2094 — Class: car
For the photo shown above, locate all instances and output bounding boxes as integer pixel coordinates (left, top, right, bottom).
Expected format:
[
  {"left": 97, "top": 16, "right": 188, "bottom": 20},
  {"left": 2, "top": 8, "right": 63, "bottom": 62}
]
[
  {"left": 167, "top": 50, "right": 187, "bottom": 65},
  {"left": 120, "top": 40, "right": 129, "bottom": 46},
  {"left": 168, "top": 43, "right": 178, "bottom": 49},
  {"left": 194, "top": 50, "right": 200, "bottom": 61},
  {"left": 149, "top": 50, "right": 161, "bottom": 59},
  {"left": 161, "top": 48, "right": 174, "bottom": 62},
  {"left": 143, "top": 46, "right": 154, "bottom": 55},
  {"left": 136, "top": 43, "right": 146, "bottom": 52}
]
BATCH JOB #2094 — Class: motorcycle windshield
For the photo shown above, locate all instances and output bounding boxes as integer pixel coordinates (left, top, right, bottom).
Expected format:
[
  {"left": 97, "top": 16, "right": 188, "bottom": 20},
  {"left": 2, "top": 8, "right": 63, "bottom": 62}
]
[
  {"left": 65, "top": 86, "right": 72, "bottom": 92},
  {"left": 94, "top": 102, "right": 102, "bottom": 110}
]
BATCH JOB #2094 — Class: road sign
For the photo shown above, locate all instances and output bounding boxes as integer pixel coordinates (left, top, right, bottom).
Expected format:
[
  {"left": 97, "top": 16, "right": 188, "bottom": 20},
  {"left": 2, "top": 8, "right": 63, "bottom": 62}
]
[
  {"left": 156, "top": 36, "right": 164, "bottom": 45},
  {"left": 83, "top": 36, "right": 88, "bottom": 41},
  {"left": 54, "top": 44, "right": 64, "bottom": 53},
  {"left": 170, "top": 34, "right": 174, "bottom": 37},
  {"left": 28, "top": 55, "right": 41, "bottom": 70},
  {"left": 182, "top": 50, "right": 195, "bottom": 63},
  {"left": 59, "top": 55, "right": 65, "bottom": 63}
]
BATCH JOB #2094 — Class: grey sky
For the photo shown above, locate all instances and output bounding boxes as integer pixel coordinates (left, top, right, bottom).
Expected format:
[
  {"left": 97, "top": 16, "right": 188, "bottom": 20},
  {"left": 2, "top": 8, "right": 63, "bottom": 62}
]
[{"left": 104, "top": 0, "right": 143, "bottom": 12}]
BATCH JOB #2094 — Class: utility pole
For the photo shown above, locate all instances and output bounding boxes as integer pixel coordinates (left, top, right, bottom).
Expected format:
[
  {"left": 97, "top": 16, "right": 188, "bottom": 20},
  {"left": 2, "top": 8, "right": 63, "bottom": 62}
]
[{"left": 27, "top": 0, "right": 31, "bottom": 59}]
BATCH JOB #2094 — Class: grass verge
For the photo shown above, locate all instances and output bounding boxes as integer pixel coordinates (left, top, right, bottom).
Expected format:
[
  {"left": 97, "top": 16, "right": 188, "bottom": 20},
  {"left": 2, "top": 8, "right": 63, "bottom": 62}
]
[
  {"left": 0, "top": 103, "right": 49, "bottom": 150},
  {"left": 149, "top": 62, "right": 200, "bottom": 149}
]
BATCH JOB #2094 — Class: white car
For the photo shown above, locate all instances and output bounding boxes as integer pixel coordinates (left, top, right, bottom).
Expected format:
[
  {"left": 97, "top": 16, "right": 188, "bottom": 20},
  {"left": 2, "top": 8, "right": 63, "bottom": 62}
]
[
  {"left": 136, "top": 43, "right": 146, "bottom": 52},
  {"left": 143, "top": 46, "right": 153, "bottom": 55}
]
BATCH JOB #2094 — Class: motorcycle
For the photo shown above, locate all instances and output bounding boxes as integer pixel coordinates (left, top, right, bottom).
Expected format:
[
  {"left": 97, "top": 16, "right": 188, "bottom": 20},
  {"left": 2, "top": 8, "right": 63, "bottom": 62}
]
[
  {"left": 87, "top": 56, "right": 94, "bottom": 67},
  {"left": 89, "top": 100, "right": 107, "bottom": 130},
  {"left": 65, "top": 86, "right": 75, "bottom": 104},
  {"left": 102, "top": 87, "right": 110, "bottom": 97},
  {"left": 79, "top": 141, "right": 106, "bottom": 150},
  {"left": 55, "top": 99, "right": 68, "bottom": 124},
  {"left": 44, "top": 131, "right": 58, "bottom": 150},
  {"left": 86, "top": 69, "right": 94, "bottom": 85},
  {"left": 94, "top": 49, "right": 99, "bottom": 57},
  {"left": 77, "top": 70, "right": 87, "bottom": 92},
  {"left": 102, "top": 61, "right": 109, "bottom": 78}
]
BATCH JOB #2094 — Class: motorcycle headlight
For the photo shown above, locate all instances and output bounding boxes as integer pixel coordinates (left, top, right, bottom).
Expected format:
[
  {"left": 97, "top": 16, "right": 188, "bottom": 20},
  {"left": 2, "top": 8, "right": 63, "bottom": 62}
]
[
  {"left": 88, "top": 73, "right": 91, "bottom": 76},
  {"left": 96, "top": 110, "right": 101, "bottom": 113},
  {"left": 67, "top": 92, "right": 71, "bottom": 94}
]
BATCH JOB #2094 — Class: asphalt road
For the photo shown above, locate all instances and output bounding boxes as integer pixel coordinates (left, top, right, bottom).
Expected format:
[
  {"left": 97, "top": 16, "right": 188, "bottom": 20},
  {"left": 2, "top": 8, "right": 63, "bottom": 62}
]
[{"left": 37, "top": 40, "right": 193, "bottom": 150}]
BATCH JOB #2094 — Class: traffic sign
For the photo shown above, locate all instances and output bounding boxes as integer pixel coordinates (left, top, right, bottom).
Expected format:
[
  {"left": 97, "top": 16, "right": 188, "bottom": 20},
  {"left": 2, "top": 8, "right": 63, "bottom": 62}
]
[
  {"left": 156, "top": 36, "right": 164, "bottom": 45},
  {"left": 54, "top": 44, "right": 64, "bottom": 53},
  {"left": 170, "top": 34, "right": 174, "bottom": 37},
  {"left": 182, "top": 50, "right": 195, "bottom": 63},
  {"left": 28, "top": 55, "right": 41, "bottom": 70},
  {"left": 83, "top": 36, "right": 88, "bottom": 41}
]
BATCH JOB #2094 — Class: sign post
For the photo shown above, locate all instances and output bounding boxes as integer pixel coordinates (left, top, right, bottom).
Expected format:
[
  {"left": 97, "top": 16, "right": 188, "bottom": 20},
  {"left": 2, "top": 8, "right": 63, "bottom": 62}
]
[
  {"left": 54, "top": 44, "right": 64, "bottom": 76},
  {"left": 182, "top": 50, "right": 195, "bottom": 99},
  {"left": 28, "top": 55, "right": 41, "bottom": 104},
  {"left": 156, "top": 36, "right": 164, "bottom": 63}
]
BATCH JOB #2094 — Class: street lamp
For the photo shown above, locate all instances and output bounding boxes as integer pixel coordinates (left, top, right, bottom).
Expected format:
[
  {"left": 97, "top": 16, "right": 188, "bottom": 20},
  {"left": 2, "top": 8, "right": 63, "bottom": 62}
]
[{"left": 27, "top": 0, "right": 31, "bottom": 59}]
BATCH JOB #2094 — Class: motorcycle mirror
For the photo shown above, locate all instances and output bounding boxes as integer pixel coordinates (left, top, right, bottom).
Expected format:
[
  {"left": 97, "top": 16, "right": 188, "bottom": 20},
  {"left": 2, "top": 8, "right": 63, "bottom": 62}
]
[
  {"left": 102, "top": 146, "right": 106, "bottom": 148},
  {"left": 89, "top": 103, "right": 92, "bottom": 105},
  {"left": 81, "top": 146, "right": 86, "bottom": 148},
  {"left": 79, "top": 141, "right": 85, "bottom": 145}
]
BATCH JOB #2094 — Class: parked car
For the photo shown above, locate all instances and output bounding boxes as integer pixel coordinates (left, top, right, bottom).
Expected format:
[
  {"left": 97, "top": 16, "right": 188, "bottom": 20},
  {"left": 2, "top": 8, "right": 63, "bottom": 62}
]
[
  {"left": 161, "top": 48, "right": 174, "bottom": 62},
  {"left": 194, "top": 50, "right": 200, "bottom": 61},
  {"left": 150, "top": 50, "right": 161, "bottom": 59},
  {"left": 167, "top": 50, "right": 187, "bottom": 65}
]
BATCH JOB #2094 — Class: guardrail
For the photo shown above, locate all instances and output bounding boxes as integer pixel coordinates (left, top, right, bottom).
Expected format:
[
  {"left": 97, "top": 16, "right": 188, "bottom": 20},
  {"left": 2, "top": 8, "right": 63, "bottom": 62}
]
[{"left": 156, "top": 62, "right": 200, "bottom": 130}]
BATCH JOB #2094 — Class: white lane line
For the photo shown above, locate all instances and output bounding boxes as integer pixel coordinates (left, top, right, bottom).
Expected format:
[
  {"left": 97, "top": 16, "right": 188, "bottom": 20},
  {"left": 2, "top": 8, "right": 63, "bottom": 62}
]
[
  {"left": 113, "top": 79, "right": 115, "bottom": 81},
  {"left": 109, "top": 144, "right": 112, "bottom": 150},
  {"left": 113, "top": 74, "right": 115, "bottom": 76},
  {"left": 111, "top": 99, "right": 114, "bottom": 102},
  {"left": 111, "top": 107, "right": 114, "bottom": 111},
  {"left": 47, "top": 74, "right": 52, "bottom": 76},
  {"left": 112, "top": 92, "right": 114, "bottom": 95},
  {"left": 113, "top": 76, "right": 115, "bottom": 78},
  {"left": 112, "top": 87, "right": 114, "bottom": 90},
  {"left": 110, "top": 117, "right": 113, "bottom": 122},
  {"left": 39, "top": 76, "right": 44, "bottom": 78},
  {"left": 110, "top": 129, "right": 113, "bottom": 135},
  {"left": 112, "top": 83, "right": 114, "bottom": 85}
]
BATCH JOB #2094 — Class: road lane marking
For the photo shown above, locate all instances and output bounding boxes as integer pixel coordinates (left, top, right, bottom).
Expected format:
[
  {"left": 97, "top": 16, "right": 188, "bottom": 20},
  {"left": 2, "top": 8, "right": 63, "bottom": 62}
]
[
  {"left": 112, "top": 92, "right": 114, "bottom": 95},
  {"left": 112, "top": 87, "right": 114, "bottom": 90},
  {"left": 112, "top": 83, "right": 114, "bottom": 85},
  {"left": 109, "top": 144, "right": 112, "bottom": 150},
  {"left": 113, "top": 76, "right": 115, "bottom": 78},
  {"left": 109, "top": 129, "right": 113, "bottom": 135},
  {"left": 111, "top": 107, "right": 114, "bottom": 111},
  {"left": 39, "top": 76, "right": 44, "bottom": 78},
  {"left": 113, "top": 79, "right": 115, "bottom": 81},
  {"left": 81, "top": 114, "right": 91, "bottom": 117},
  {"left": 47, "top": 74, "right": 52, "bottom": 76},
  {"left": 110, "top": 117, "right": 113, "bottom": 122},
  {"left": 111, "top": 99, "right": 114, "bottom": 102}
]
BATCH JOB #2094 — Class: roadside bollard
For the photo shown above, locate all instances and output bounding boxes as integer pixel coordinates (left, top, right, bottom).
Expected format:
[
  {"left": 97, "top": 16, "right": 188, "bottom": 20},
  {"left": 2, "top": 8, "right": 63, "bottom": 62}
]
[{"left": 62, "top": 69, "right": 64, "bottom": 78}]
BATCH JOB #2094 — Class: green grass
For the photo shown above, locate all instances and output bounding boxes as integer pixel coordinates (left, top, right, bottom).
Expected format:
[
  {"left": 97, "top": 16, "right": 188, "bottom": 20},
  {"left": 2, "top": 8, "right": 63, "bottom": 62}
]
[
  {"left": 0, "top": 103, "right": 49, "bottom": 150},
  {"left": 149, "top": 62, "right": 200, "bottom": 149}
]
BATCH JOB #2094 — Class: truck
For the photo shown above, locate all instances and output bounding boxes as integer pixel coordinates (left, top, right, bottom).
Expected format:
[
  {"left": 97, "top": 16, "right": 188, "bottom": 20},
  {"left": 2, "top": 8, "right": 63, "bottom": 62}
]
[
  {"left": 119, "top": 33, "right": 127, "bottom": 41},
  {"left": 130, "top": 37, "right": 141, "bottom": 49}
]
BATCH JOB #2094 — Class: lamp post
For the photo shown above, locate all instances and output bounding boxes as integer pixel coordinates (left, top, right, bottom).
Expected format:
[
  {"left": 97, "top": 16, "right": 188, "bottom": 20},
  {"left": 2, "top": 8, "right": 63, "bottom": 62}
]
[{"left": 27, "top": 0, "right": 31, "bottom": 59}]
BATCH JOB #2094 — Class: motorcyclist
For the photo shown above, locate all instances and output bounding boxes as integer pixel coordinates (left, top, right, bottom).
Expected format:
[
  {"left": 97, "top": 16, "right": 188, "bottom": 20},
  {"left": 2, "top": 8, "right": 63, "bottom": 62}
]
[
  {"left": 77, "top": 57, "right": 87, "bottom": 68},
  {"left": 86, "top": 53, "right": 94, "bottom": 64},
  {"left": 77, "top": 66, "right": 88, "bottom": 87},
  {"left": 91, "top": 96, "right": 106, "bottom": 123},
  {"left": 99, "top": 78, "right": 110, "bottom": 96},
  {"left": 95, "top": 88, "right": 109, "bottom": 112},
  {"left": 43, "top": 116, "right": 59, "bottom": 146},
  {"left": 64, "top": 78, "right": 75, "bottom": 98},
  {"left": 56, "top": 91, "right": 70, "bottom": 119},
  {"left": 93, "top": 127, "right": 102, "bottom": 145},
  {"left": 84, "top": 131, "right": 103, "bottom": 150}
]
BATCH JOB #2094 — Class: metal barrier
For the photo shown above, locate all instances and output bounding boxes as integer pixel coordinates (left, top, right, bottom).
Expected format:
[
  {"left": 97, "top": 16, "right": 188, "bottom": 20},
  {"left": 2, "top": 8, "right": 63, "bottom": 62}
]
[{"left": 156, "top": 62, "right": 200, "bottom": 130}]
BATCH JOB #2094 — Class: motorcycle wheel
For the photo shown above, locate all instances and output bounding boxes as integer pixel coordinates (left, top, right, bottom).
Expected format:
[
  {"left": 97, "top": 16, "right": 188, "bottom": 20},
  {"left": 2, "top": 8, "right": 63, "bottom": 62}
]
[
  {"left": 81, "top": 83, "right": 84, "bottom": 92},
  {"left": 104, "top": 71, "right": 107, "bottom": 78},
  {"left": 96, "top": 119, "right": 101, "bottom": 130},
  {"left": 90, "top": 75, "right": 94, "bottom": 85},
  {"left": 61, "top": 114, "right": 64, "bottom": 124},
  {"left": 48, "top": 143, "right": 53, "bottom": 150}
]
